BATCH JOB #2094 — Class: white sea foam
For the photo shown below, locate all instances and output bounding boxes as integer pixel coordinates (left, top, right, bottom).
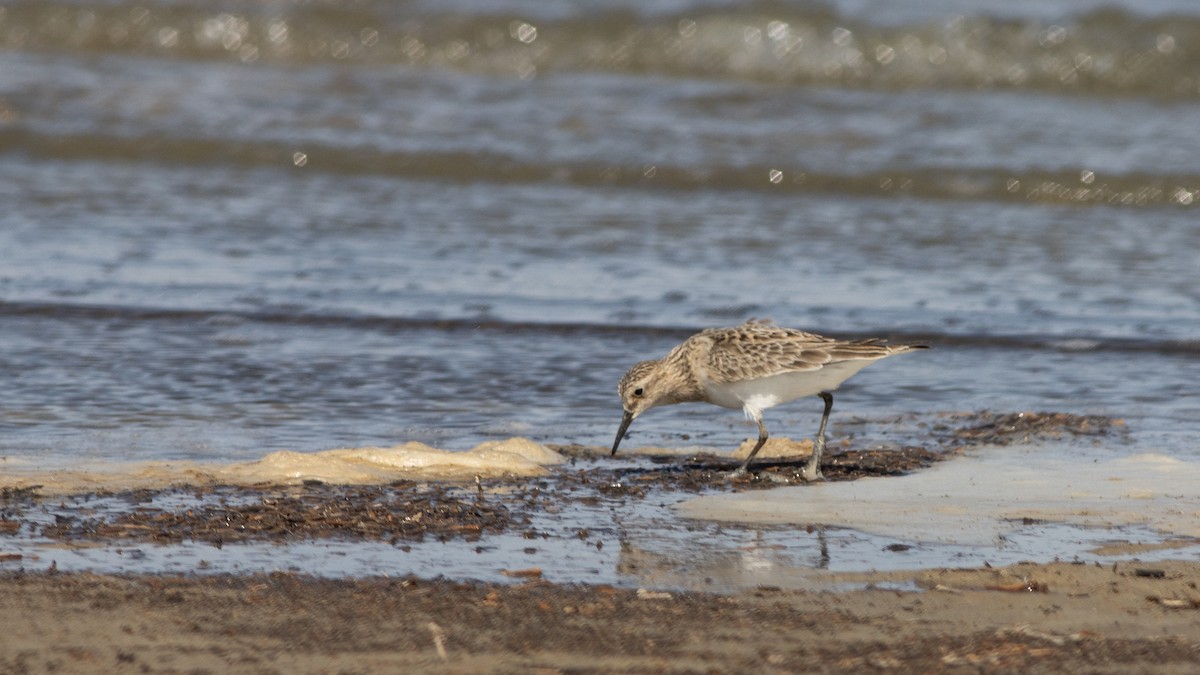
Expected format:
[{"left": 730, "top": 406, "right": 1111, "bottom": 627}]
[{"left": 0, "top": 438, "right": 563, "bottom": 495}]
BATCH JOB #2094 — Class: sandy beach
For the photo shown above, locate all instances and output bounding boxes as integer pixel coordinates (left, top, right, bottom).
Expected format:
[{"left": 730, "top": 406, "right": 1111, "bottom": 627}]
[{"left": 4, "top": 561, "right": 1200, "bottom": 673}]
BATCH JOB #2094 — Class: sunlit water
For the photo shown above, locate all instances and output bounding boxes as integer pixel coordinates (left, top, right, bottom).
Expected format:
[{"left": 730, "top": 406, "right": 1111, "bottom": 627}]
[{"left": 1, "top": 0, "right": 1198, "bottom": 583}]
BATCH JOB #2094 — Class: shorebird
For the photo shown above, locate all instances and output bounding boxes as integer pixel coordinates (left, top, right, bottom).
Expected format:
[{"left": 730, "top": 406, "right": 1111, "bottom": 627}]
[{"left": 610, "top": 320, "right": 928, "bottom": 480}]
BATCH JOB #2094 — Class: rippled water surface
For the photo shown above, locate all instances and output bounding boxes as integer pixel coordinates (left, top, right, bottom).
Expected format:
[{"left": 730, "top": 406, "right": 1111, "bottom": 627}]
[{"left": 1, "top": 0, "right": 1198, "bottom": 579}]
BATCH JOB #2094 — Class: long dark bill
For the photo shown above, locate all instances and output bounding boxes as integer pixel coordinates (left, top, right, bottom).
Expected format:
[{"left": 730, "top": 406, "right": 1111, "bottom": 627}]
[{"left": 611, "top": 410, "right": 635, "bottom": 456}]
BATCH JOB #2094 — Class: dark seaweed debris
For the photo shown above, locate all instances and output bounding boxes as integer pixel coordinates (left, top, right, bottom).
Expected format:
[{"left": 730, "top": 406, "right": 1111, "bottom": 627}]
[
  {"left": 39, "top": 484, "right": 515, "bottom": 546},
  {"left": 577, "top": 444, "right": 944, "bottom": 495},
  {"left": 1, "top": 485, "right": 43, "bottom": 502},
  {"left": 945, "top": 411, "right": 1123, "bottom": 446}
]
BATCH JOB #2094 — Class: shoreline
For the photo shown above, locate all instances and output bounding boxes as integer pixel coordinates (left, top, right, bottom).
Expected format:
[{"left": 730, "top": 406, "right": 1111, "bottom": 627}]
[
  {"left": 4, "top": 411, "right": 1195, "bottom": 588},
  {"left": 4, "top": 411, "right": 1199, "bottom": 671}
]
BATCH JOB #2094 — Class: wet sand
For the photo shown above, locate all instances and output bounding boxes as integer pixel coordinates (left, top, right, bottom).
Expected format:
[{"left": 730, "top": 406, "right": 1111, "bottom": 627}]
[
  {"left": 4, "top": 561, "right": 1200, "bottom": 673},
  {"left": 3, "top": 412, "right": 1199, "bottom": 672}
]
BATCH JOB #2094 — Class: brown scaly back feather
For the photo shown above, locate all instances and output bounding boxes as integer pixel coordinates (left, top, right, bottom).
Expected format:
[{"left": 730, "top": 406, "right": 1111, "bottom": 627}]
[{"left": 696, "top": 319, "right": 927, "bottom": 385}]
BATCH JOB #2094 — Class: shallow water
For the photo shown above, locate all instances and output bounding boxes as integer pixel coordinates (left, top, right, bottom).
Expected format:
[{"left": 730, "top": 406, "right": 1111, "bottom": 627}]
[{"left": 2, "top": 0, "right": 1199, "bottom": 582}]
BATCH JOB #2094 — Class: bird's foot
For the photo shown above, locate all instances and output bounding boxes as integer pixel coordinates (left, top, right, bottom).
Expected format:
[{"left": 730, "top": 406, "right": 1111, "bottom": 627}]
[{"left": 800, "top": 463, "right": 824, "bottom": 482}]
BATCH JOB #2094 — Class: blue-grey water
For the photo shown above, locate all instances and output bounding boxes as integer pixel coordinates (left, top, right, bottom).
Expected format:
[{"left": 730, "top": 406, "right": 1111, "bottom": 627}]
[{"left": 1, "top": 0, "right": 1198, "bottom": 583}]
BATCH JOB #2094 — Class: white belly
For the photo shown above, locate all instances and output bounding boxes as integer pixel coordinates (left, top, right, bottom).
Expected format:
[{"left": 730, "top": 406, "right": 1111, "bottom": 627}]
[{"left": 703, "top": 360, "right": 876, "bottom": 413}]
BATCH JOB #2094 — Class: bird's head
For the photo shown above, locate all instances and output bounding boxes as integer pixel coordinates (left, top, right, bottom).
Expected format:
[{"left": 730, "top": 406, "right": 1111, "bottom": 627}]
[{"left": 611, "top": 359, "right": 666, "bottom": 456}]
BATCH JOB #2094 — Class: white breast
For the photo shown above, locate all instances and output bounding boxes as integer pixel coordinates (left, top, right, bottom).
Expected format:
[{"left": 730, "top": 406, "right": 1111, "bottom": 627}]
[{"left": 703, "top": 360, "right": 877, "bottom": 414}]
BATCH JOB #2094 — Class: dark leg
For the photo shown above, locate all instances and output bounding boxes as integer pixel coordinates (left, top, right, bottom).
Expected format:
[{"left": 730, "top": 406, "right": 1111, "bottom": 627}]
[
  {"left": 732, "top": 416, "right": 768, "bottom": 476},
  {"left": 802, "top": 392, "right": 834, "bottom": 482}
]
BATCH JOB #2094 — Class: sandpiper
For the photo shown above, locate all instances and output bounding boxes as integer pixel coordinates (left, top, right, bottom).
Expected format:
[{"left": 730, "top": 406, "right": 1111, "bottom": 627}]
[{"left": 611, "top": 320, "right": 928, "bottom": 480}]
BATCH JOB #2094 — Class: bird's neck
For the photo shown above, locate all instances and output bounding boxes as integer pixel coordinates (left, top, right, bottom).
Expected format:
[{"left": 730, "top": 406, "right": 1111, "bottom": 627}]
[{"left": 658, "top": 350, "right": 705, "bottom": 404}]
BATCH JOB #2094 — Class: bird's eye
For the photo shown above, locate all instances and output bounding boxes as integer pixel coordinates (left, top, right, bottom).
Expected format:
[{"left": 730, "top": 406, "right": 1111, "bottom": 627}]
[{"left": 632, "top": 387, "right": 644, "bottom": 398}]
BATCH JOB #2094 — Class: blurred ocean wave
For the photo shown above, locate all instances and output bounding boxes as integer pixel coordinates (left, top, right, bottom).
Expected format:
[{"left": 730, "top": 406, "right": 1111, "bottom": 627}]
[{"left": 3, "top": 2, "right": 1199, "bottom": 97}]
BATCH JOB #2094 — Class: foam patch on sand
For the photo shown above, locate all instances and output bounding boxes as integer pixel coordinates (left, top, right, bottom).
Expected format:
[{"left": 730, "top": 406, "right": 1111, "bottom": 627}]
[
  {"left": 0, "top": 438, "right": 563, "bottom": 495},
  {"left": 678, "top": 447, "right": 1200, "bottom": 545}
]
